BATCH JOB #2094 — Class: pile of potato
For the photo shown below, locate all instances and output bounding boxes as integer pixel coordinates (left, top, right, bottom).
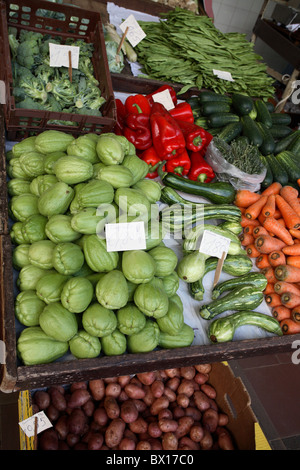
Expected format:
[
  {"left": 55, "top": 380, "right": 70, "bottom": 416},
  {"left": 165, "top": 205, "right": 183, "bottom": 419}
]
[{"left": 32, "top": 364, "right": 235, "bottom": 451}]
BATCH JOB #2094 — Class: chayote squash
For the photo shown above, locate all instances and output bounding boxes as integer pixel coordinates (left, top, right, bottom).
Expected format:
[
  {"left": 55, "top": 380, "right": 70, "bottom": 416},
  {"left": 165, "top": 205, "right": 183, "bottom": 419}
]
[
  {"left": 95, "top": 270, "right": 129, "bottom": 310},
  {"left": 133, "top": 281, "right": 169, "bottom": 319},
  {"left": 156, "top": 298, "right": 184, "bottom": 336},
  {"left": 114, "top": 187, "right": 151, "bottom": 221},
  {"left": 127, "top": 319, "right": 160, "bottom": 353},
  {"left": 38, "top": 181, "right": 74, "bottom": 216},
  {"left": 100, "top": 329, "right": 127, "bottom": 356},
  {"left": 44, "top": 151, "right": 66, "bottom": 174},
  {"left": 17, "top": 265, "right": 54, "bottom": 291},
  {"left": 52, "top": 242, "right": 84, "bottom": 275},
  {"left": 132, "top": 180, "right": 162, "bottom": 204},
  {"left": 7, "top": 158, "right": 31, "bottom": 180},
  {"left": 67, "top": 135, "right": 98, "bottom": 164},
  {"left": 158, "top": 323, "right": 195, "bottom": 349},
  {"left": 96, "top": 134, "right": 124, "bottom": 165},
  {"left": 122, "top": 250, "right": 156, "bottom": 284},
  {"left": 17, "top": 326, "right": 69, "bottom": 365},
  {"left": 34, "top": 130, "right": 75, "bottom": 154},
  {"left": 76, "top": 179, "right": 114, "bottom": 208},
  {"left": 30, "top": 174, "right": 58, "bottom": 196},
  {"left": 54, "top": 155, "right": 93, "bottom": 184},
  {"left": 83, "top": 234, "right": 119, "bottom": 272},
  {"left": 121, "top": 154, "right": 148, "bottom": 185},
  {"left": 7, "top": 178, "right": 31, "bottom": 196},
  {"left": 145, "top": 221, "right": 165, "bottom": 251},
  {"left": 116, "top": 303, "right": 146, "bottom": 336},
  {"left": 19, "top": 151, "right": 45, "bottom": 178},
  {"left": 21, "top": 214, "right": 48, "bottom": 243},
  {"left": 177, "top": 251, "right": 208, "bottom": 283},
  {"left": 96, "top": 165, "right": 133, "bottom": 188},
  {"left": 169, "top": 293, "right": 184, "bottom": 312},
  {"left": 36, "top": 272, "right": 69, "bottom": 304},
  {"left": 71, "top": 207, "right": 116, "bottom": 235},
  {"left": 61, "top": 277, "right": 94, "bottom": 313},
  {"left": 69, "top": 330, "right": 101, "bottom": 359},
  {"left": 28, "top": 240, "right": 56, "bottom": 270},
  {"left": 161, "top": 272, "right": 180, "bottom": 297},
  {"left": 12, "top": 244, "right": 30, "bottom": 270},
  {"left": 149, "top": 246, "right": 178, "bottom": 277},
  {"left": 10, "top": 193, "right": 39, "bottom": 222},
  {"left": 15, "top": 290, "right": 46, "bottom": 326},
  {"left": 12, "top": 136, "right": 37, "bottom": 157},
  {"left": 11, "top": 222, "right": 30, "bottom": 245},
  {"left": 45, "top": 214, "right": 81, "bottom": 243},
  {"left": 82, "top": 303, "right": 117, "bottom": 337},
  {"left": 39, "top": 302, "right": 78, "bottom": 342}
]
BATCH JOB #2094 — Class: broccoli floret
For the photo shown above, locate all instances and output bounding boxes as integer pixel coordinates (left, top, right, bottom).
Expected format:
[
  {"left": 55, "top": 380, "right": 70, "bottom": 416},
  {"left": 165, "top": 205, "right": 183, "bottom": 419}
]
[
  {"left": 19, "top": 30, "right": 43, "bottom": 44},
  {"left": 8, "top": 34, "right": 19, "bottom": 59},
  {"left": 16, "top": 40, "right": 42, "bottom": 69},
  {"left": 18, "top": 77, "right": 48, "bottom": 104},
  {"left": 16, "top": 97, "right": 44, "bottom": 110},
  {"left": 44, "top": 95, "right": 63, "bottom": 112},
  {"left": 75, "top": 85, "right": 105, "bottom": 110},
  {"left": 76, "top": 107, "right": 102, "bottom": 116},
  {"left": 39, "top": 37, "right": 61, "bottom": 57},
  {"left": 12, "top": 86, "right": 26, "bottom": 103},
  {"left": 35, "top": 63, "right": 55, "bottom": 87},
  {"left": 58, "top": 66, "right": 83, "bottom": 83},
  {"left": 48, "top": 78, "right": 77, "bottom": 106},
  {"left": 11, "top": 61, "right": 34, "bottom": 82},
  {"left": 78, "top": 57, "right": 99, "bottom": 86},
  {"left": 65, "top": 38, "right": 94, "bottom": 58}
]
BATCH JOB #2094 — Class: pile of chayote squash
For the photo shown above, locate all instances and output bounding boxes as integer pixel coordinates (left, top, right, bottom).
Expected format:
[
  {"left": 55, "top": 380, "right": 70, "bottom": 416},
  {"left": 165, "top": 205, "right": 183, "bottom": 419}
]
[{"left": 7, "top": 130, "right": 194, "bottom": 366}]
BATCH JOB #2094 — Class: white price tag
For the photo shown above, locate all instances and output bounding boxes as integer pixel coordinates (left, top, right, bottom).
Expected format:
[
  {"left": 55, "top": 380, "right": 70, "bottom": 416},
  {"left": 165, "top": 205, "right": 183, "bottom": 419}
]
[
  {"left": 120, "top": 14, "right": 146, "bottom": 47},
  {"left": 105, "top": 221, "right": 146, "bottom": 252},
  {"left": 152, "top": 89, "right": 175, "bottom": 110},
  {"left": 49, "top": 43, "right": 80, "bottom": 68},
  {"left": 199, "top": 230, "right": 231, "bottom": 259},
  {"left": 213, "top": 69, "right": 234, "bottom": 82},
  {"left": 19, "top": 411, "right": 52, "bottom": 437}
]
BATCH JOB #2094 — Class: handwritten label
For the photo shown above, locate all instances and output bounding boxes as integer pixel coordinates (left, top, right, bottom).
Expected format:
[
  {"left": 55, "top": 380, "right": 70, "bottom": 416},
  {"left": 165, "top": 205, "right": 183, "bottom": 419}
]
[
  {"left": 152, "top": 89, "right": 175, "bottom": 110},
  {"left": 199, "top": 230, "right": 231, "bottom": 259},
  {"left": 120, "top": 14, "right": 146, "bottom": 47},
  {"left": 213, "top": 69, "right": 234, "bottom": 82},
  {"left": 19, "top": 411, "right": 52, "bottom": 437},
  {"left": 49, "top": 43, "right": 80, "bottom": 68},
  {"left": 105, "top": 221, "right": 146, "bottom": 252}
]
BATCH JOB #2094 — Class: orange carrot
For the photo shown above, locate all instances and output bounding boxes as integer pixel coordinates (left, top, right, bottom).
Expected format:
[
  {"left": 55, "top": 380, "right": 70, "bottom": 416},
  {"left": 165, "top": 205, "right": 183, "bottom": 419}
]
[
  {"left": 272, "top": 305, "right": 291, "bottom": 322},
  {"left": 289, "top": 229, "right": 300, "bottom": 240},
  {"left": 256, "top": 254, "right": 270, "bottom": 269},
  {"left": 262, "top": 194, "right": 276, "bottom": 218},
  {"left": 234, "top": 190, "right": 261, "bottom": 208},
  {"left": 246, "top": 244, "right": 260, "bottom": 258},
  {"left": 262, "top": 217, "right": 294, "bottom": 245},
  {"left": 275, "top": 194, "right": 300, "bottom": 229},
  {"left": 287, "top": 256, "right": 300, "bottom": 269},
  {"left": 252, "top": 226, "right": 269, "bottom": 239},
  {"left": 273, "top": 209, "right": 282, "bottom": 219},
  {"left": 291, "top": 306, "right": 300, "bottom": 323},
  {"left": 280, "top": 318, "right": 300, "bottom": 335},
  {"left": 265, "top": 293, "right": 282, "bottom": 307},
  {"left": 282, "top": 245, "right": 300, "bottom": 256},
  {"left": 254, "top": 235, "right": 286, "bottom": 254},
  {"left": 280, "top": 185, "right": 300, "bottom": 217},
  {"left": 258, "top": 213, "right": 267, "bottom": 226},
  {"left": 239, "top": 233, "right": 254, "bottom": 246},
  {"left": 241, "top": 216, "right": 260, "bottom": 228},
  {"left": 261, "top": 182, "right": 282, "bottom": 196},
  {"left": 275, "top": 264, "right": 300, "bottom": 283},
  {"left": 274, "top": 281, "right": 300, "bottom": 296},
  {"left": 268, "top": 250, "right": 286, "bottom": 267},
  {"left": 261, "top": 266, "right": 277, "bottom": 284},
  {"left": 281, "top": 292, "right": 300, "bottom": 309},
  {"left": 264, "top": 282, "right": 275, "bottom": 295},
  {"left": 295, "top": 239, "right": 300, "bottom": 244},
  {"left": 244, "top": 196, "right": 268, "bottom": 220},
  {"left": 243, "top": 225, "right": 255, "bottom": 235}
]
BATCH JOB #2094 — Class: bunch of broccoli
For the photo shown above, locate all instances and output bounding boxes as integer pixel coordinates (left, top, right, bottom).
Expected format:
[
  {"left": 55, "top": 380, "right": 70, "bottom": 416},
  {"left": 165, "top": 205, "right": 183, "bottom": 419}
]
[{"left": 9, "top": 28, "right": 106, "bottom": 118}]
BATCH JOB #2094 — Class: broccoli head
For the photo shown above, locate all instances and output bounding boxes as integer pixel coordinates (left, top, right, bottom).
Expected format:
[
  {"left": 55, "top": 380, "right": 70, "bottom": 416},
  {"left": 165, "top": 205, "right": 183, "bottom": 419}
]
[
  {"left": 11, "top": 61, "right": 34, "bottom": 83},
  {"left": 78, "top": 57, "right": 99, "bottom": 86},
  {"left": 75, "top": 85, "right": 106, "bottom": 111},
  {"left": 19, "top": 30, "right": 43, "bottom": 44},
  {"left": 48, "top": 78, "right": 77, "bottom": 106},
  {"left": 76, "top": 107, "right": 102, "bottom": 116},
  {"left": 18, "top": 77, "right": 48, "bottom": 104},
  {"left": 44, "top": 95, "right": 63, "bottom": 113},
  {"left": 16, "top": 40, "right": 42, "bottom": 69},
  {"left": 35, "top": 64, "right": 55, "bottom": 86},
  {"left": 16, "top": 97, "right": 44, "bottom": 110},
  {"left": 65, "top": 38, "right": 94, "bottom": 58}
]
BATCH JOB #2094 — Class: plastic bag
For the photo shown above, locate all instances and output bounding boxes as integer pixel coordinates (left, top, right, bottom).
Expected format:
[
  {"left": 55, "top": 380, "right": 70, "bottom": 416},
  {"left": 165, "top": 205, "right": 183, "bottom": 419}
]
[{"left": 205, "top": 140, "right": 267, "bottom": 193}]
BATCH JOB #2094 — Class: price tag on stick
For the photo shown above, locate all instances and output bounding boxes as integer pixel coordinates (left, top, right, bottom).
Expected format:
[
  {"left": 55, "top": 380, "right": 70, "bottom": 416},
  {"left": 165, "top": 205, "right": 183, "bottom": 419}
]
[
  {"left": 199, "top": 230, "right": 232, "bottom": 287},
  {"left": 19, "top": 411, "right": 53, "bottom": 438},
  {"left": 49, "top": 43, "right": 79, "bottom": 69},
  {"left": 105, "top": 221, "right": 146, "bottom": 252},
  {"left": 120, "top": 14, "right": 146, "bottom": 47}
]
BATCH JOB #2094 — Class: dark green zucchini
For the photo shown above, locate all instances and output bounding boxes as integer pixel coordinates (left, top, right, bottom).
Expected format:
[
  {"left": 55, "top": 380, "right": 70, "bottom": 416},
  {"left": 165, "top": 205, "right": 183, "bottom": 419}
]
[
  {"left": 265, "top": 154, "right": 289, "bottom": 186},
  {"left": 288, "top": 133, "right": 300, "bottom": 157},
  {"left": 274, "top": 130, "right": 300, "bottom": 155},
  {"left": 241, "top": 115, "right": 263, "bottom": 147},
  {"left": 259, "top": 154, "right": 273, "bottom": 190},
  {"left": 201, "top": 101, "right": 231, "bottom": 116},
  {"left": 275, "top": 151, "right": 300, "bottom": 183},
  {"left": 231, "top": 93, "right": 254, "bottom": 116},
  {"left": 269, "top": 125, "right": 293, "bottom": 139},
  {"left": 194, "top": 117, "right": 209, "bottom": 129},
  {"left": 270, "top": 112, "right": 292, "bottom": 126},
  {"left": 217, "top": 121, "right": 243, "bottom": 143},
  {"left": 199, "top": 91, "right": 232, "bottom": 104},
  {"left": 255, "top": 100, "right": 272, "bottom": 128},
  {"left": 207, "top": 113, "right": 240, "bottom": 129},
  {"left": 266, "top": 102, "right": 275, "bottom": 113},
  {"left": 256, "top": 122, "right": 275, "bottom": 156}
]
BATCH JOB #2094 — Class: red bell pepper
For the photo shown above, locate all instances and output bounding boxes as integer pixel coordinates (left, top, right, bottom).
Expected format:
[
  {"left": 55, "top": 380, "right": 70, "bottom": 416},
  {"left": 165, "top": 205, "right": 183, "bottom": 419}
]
[
  {"left": 150, "top": 102, "right": 186, "bottom": 159},
  {"left": 140, "top": 147, "right": 165, "bottom": 179},
  {"left": 123, "top": 112, "right": 152, "bottom": 151},
  {"left": 169, "top": 102, "right": 194, "bottom": 124},
  {"left": 146, "top": 85, "right": 177, "bottom": 107},
  {"left": 165, "top": 148, "right": 191, "bottom": 176},
  {"left": 176, "top": 120, "right": 210, "bottom": 153},
  {"left": 188, "top": 150, "right": 215, "bottom": 183},
  {"left": 114, "top": 99, "right": 126, "bottom": 135},
  {"left": 125, "top": 94, "right": 152, "bottom": 115}
]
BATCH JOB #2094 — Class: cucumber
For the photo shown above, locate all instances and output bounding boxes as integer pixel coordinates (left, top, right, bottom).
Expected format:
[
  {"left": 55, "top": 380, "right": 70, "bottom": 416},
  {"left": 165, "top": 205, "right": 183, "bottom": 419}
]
[
  {"left": 232, "top": 93, "right": 254, "bottom": 116},
  {"left": 288, "top": 133, "right": 300, "bottom": 157},
  {"left": 241, "top": 115, "right": 263, "bottom": 147},
  {"left": 207, "top": 113, "right": 240, "bottom": 129},
  {"left": 186, "top": 96, "right": 202, "bottom": 119},
  {"left": 275, "top": 151, "right": 300, "bottom": 183},
  {"left": 256, "top": 122, "right": 275, "bottom": 156},
  {"left": 269, "top": 125, "right": 293, "bottom": 139},
  {"left": 270, "top": 112, "right": 292, "bottom": 126},
  {"left": 274, "top": 130, "right": 300, "bottom": 154},
  {"left": 195, "top": 117, "right": 209, "bottom": 129},
  {"left": 199, "top": 91, "right": 232, "bottom": 104},
  {"left": 259, "top": 155, "right": 273, "bottom": 190},
  {"left": 265, "top": 154, "right": 289, "bottom": 186},
  {"left": 255, "top": 100, "right": 272, "bottom": 128},
  {"left": 217, "top": 121, "right": 243, "bottom": 143},
  {"left": 266, "top": 102, "right": 275, "bottom": 113},
  {"left": 201, "top": 101, "right": 231, "bottom": 116}
]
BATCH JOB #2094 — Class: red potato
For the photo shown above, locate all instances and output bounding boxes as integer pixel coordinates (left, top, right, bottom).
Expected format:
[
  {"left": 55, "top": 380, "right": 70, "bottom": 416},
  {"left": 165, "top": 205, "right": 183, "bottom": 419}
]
[
  {"left": 158, "top": 418, "right": 178, "bottom": 433},
  {"left": 163, "top": 386, "right": 177, "bottom": 403},
  {"left": 88, "top": 379, "right": 105, "bottom": 401},
  {"left": 118, "top": 390, "right": 129, "bottom": 402},
  {"left": 180, "top": 367, "right": 196, "bottom": 380},
  {"left": 200, "top": 383, "right": 217, "bottom": 400},
  {"left": 105, "top": 418, "right": 126, "bottom": 449},
  {"left": 54, "top": 415, "right": 69, "bottom": 440},
  {"left": 162, "top": 432, "right": 178, "bottom": 450},
  {"left": 165, "top": 368, "right": 180, "bottom": 378},
  {"left": 216, "top": 426, "right": 235, "bottom": 450},
  {"left": 150, "top": 396, "right": 170, "bottom": 415},
  {"left": 105, "top": 382, "right": 122, "bottom": 398},
  {"left": 158, "top": 408, "right": 173, "bottom": 420},
  {"left": 178, "top": 436, "right": 200, "bottom": 451},
  {"left": 70, "top": 381, "right": 87, "bottom": 392},
  {"left": 166, "top": 377, "right": 180, "bottom": 391},
  {"left": 119, "top": 438, "right": 136, "bottom": 450},
  {"left": 33, "top": 391, "right": 51, "bottom": 410},
  {"left": 199, "top": 429, "right": 214, "bottom": 450},
  {"left": 194, "top": 372, "right": 209, "bottom": 385},
  {"left": 175, "top": 416, "right": 194, "bottom": 439},
  {"left": 67, "top": 408, "right": 87, "bottom": 436},
  {"left": 120, "top": 400, "right": 139, "bottom": 424},
  {"left": 142, "top": 385, "right": 155, "bottom": 407},
  {"left": 176, "top": 393, "right": 190, "bottom": 408},
  {"left": 151, "top": 380, "right": 165, "bottom": 398},
  {"left": 194, "top": 364, "right": 212, "bottom": 375},
  {"left": 193, "top": 391, "right": 211, "bottom": 412},
  {"left": 124, "top": 383, "right": 146, "bottom": 400},
  {"left": 172, "top": 406, "right": 185, "bottom": 420},
  {"left": 93, "top": 407, "right": 108, "bottom": 427},
  {"left": 202, "top": 408, "right": 219, "bottom": 433},
  {"left": 136, "top": 441, "right": 152, "bottom": 450},
  {"left": 82, "top": 399, "right": 95, "bottom": 417},
  {"left": 87, "top": 432, "right": 104, "bottom": 450},
  {"left": 128, "top": 416, "right": 148, "bottom": 435},
  {"left": 45, "top": 404, "right": 60, "bottom": 422},
  {"left": 148, "top": 421, "right": 163, "bottom": 439},
  {"left": 148, "top": 438, "right": 163, "bottom": 450},
  {"left": 103, "top": 396, "right": 120, "bottom": 419},
  {"left": 132, "top": 399, "right": 147, "bottom": 414},
  {"left": 68, "top": 389, "right": 91, "bottom": 408},
  {"left": 218, "top": 413, "right": 229, "bottom": 427},
  {"left": 136, "top": 371, "right": 157, "bottom": 385},
  {"left": 38, "top": 429, "right": 59, "bottom": 450},
  {"left": 177, "top": 379, "right": 195, "bottom": 397},
  {"left": 117, "top": 375, "right": 131, "bottom": 388},
  {"left": 189, "top": 425, "right": 204, "bottom": 443},
  {"left": 58, "top": 441, "right": 70, "bottom": 450},
  {"left": 49, "top": 388, "right": 67, "bottom": 412}
]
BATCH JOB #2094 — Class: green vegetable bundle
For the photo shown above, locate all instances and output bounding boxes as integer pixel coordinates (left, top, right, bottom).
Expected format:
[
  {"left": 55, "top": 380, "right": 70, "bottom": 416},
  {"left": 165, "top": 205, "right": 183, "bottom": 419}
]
[{"left": 135, "top": 8, "right": 275, "bottom": 99}]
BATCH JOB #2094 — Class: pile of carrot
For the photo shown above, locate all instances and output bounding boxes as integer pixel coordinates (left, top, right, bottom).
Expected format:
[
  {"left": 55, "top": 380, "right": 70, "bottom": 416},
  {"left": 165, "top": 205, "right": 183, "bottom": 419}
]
[{"left": 235, "top": 181, "right": 300, "bottom": 336}]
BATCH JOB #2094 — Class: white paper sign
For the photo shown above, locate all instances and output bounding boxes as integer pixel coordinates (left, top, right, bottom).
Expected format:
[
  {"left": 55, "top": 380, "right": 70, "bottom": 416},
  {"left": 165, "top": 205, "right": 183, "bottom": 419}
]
[
  {"left": 49, "top": 43, "right": 80, "bottom": 68},
  {"left": 19, "top": 411, "right": 52, "bottom": 437},
  {"left": 199, "top": 230, "right": 231, "bottom": 259},
  {"left": 105, "top": 221, "right": 146, "bottom": 252},
  {"left": 120, "top": 14, "right": 146, "bottom": 47},
  {"left": 152, "top": 89, "right": 175, "bottom": 110},
  {"left": 213, "top": 69, "right": 234, "bottom": 82}
]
